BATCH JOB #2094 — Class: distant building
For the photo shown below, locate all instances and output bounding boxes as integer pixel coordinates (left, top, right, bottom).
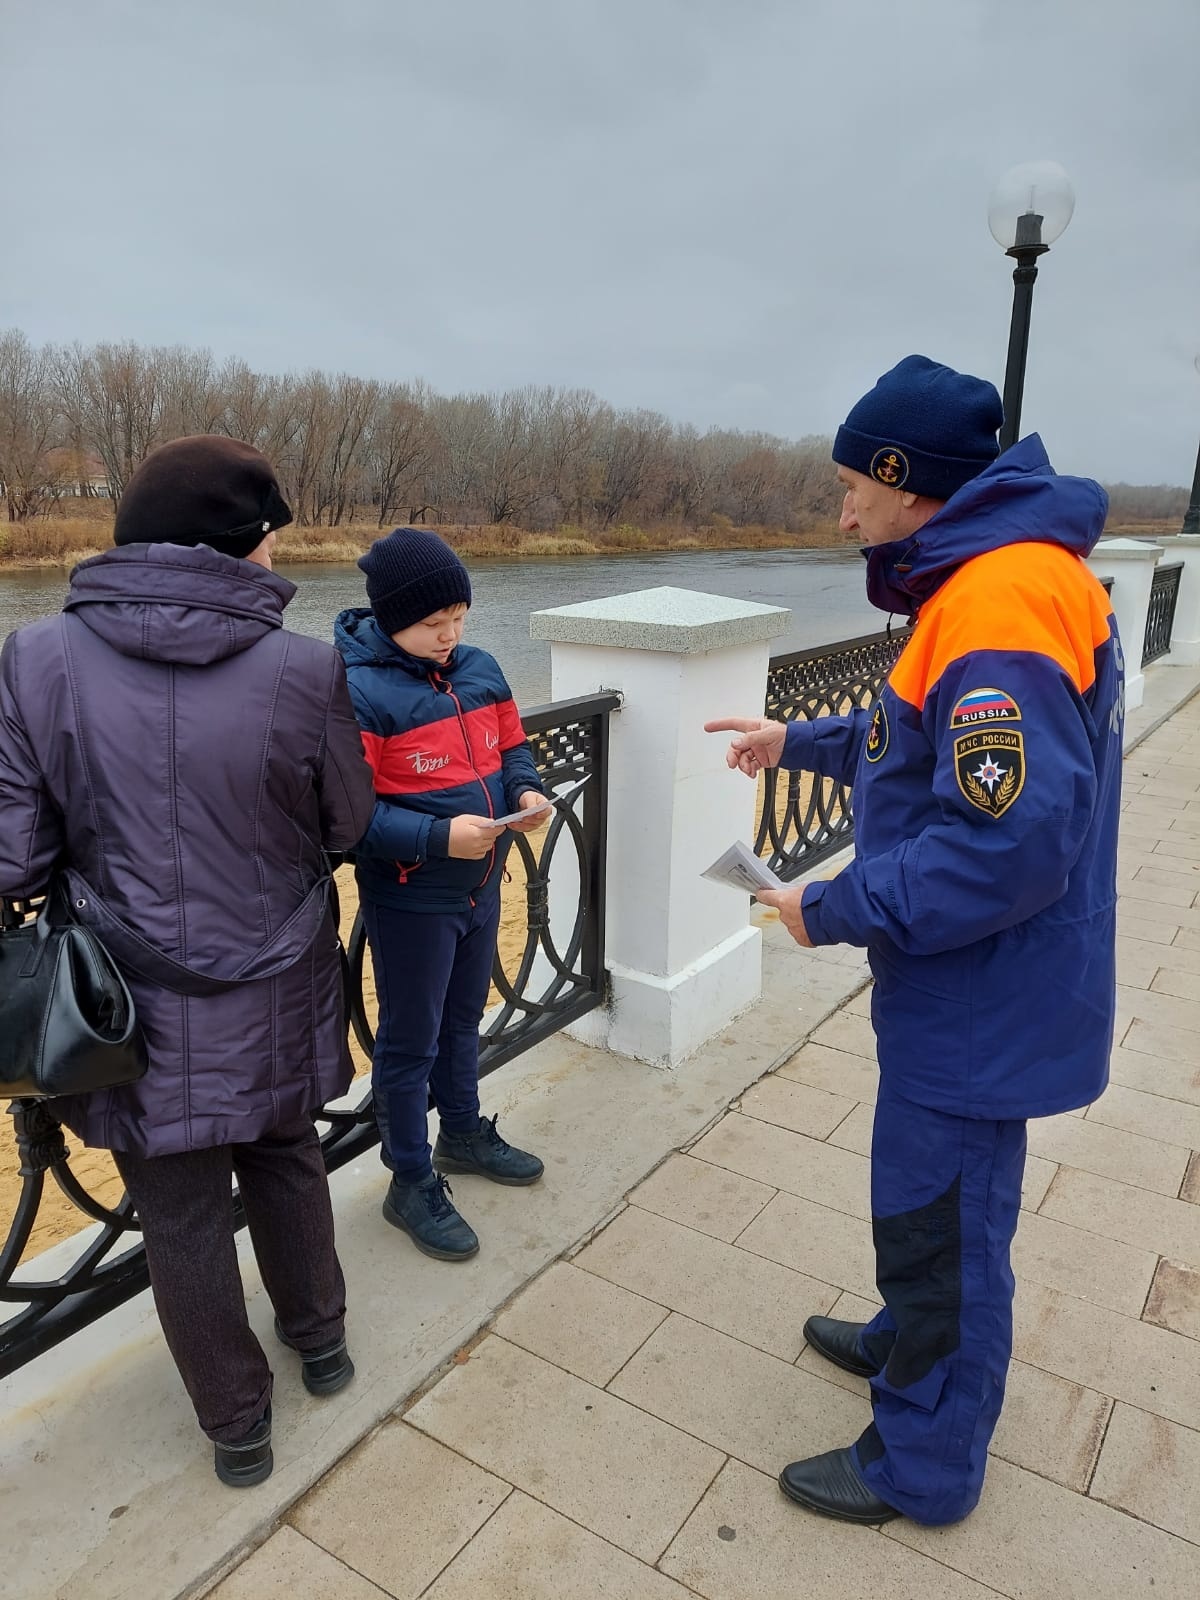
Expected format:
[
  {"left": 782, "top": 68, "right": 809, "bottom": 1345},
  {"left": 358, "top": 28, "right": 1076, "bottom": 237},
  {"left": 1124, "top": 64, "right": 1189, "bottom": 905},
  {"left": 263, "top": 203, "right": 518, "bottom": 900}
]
[{"left": 42, "top": 448, "right": 112, "bottom": 498}]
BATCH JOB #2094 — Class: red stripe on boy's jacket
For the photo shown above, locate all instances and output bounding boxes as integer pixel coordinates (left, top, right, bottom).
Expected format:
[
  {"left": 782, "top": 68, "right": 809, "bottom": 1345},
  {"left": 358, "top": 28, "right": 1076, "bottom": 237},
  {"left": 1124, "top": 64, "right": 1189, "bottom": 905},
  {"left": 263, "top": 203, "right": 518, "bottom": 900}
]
[
  {"left": 359, "top": 701, "right": 521, "bottom": 794},
  {"left": 495, "top": 697, "right": 528, "bottom": 751},
  {"left": 360, "top": 729, "right": 476, "bottom": 793}
]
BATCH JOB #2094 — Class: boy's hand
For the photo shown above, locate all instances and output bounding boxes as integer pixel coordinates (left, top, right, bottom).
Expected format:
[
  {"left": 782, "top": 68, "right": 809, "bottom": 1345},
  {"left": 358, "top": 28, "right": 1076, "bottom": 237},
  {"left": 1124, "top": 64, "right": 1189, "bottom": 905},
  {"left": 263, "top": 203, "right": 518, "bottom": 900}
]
[
  {"left": 448, "top": 814, "right": 504, "bottom": 859},
  {"left": 704, "top": 716, "right": 786, "bottom": 777},
  {"left": 507, "top": 790, "right": 551, "bottom": 834}
]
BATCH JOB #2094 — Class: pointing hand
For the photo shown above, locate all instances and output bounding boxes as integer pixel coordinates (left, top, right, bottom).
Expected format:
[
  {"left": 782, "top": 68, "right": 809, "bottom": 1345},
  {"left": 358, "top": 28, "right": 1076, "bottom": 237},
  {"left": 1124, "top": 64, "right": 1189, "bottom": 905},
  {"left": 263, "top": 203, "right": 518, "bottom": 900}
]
[{"left": 703, "top": 716, "right": 787, "bottom": 778}]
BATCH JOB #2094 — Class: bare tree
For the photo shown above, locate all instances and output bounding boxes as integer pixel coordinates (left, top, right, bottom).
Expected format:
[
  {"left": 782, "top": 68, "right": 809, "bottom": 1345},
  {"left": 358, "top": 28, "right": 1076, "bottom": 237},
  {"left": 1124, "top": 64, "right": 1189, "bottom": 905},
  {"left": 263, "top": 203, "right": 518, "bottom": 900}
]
[
  {"left": 217, "top": 360, "right": 300, "bottom": 462},
  {"left": 425, "top": 393, "right": 494, "bottom": 521},
  {"left": 26, "top": 326, "right": 1184, "bottom": 540},
  {"left": 53, "top": 341, "right": 171, "bottom": 500},
  {"left": 593, "top": 407, "right": 672, "bottom": 526},
  {"left": 313, "top": 374, "right": 379, "bottom": 526},
  {"left": 1103, "top": 481, "right": 1189, "bottom": 522},
  {"left": 369, "top": 381, "right": 437, "bottom": 527},
  {"left": 159, "top": 346, "right": 226, "bottom": 439},
  {"left": 474, "top": 387, "right": 538, "bottom": 524},
  {"left": 0, "top": 330, "right": 59, "bottom": 520},
  {"left": 528, "top": 386, "right": 601, "bottom": 526}
]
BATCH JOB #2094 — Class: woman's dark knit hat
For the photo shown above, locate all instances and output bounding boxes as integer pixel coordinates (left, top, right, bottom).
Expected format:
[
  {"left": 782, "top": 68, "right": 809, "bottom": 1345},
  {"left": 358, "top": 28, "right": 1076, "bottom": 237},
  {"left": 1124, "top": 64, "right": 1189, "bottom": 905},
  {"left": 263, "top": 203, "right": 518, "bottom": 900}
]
[
  {"left": 832, "top": 355, "right": 1004, "bottom": 502},
  {"left": 113, "top": 436, "right": 292, "bottom": 560},
  {"left": 358, "top": 527, "right": 472, "bottom": 635}
]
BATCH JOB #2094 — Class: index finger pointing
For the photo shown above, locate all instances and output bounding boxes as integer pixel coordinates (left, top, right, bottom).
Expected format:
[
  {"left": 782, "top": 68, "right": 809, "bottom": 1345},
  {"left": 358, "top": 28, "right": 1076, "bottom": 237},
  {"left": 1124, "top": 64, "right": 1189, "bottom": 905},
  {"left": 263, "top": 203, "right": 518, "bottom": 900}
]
[{"left": 703, "top": 717, "right": 759, "bottom": 734}]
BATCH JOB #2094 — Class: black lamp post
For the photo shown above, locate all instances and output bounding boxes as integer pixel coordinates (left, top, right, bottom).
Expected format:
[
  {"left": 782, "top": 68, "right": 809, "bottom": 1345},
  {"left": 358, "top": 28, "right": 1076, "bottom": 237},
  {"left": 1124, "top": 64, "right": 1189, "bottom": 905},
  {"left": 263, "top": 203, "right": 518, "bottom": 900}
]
[
  {"left": 1183, "top": 357, "right": 1200, "bottom": 536},
  {"left": 989, "top": 162, "right": 1075, "bottom": 452}
]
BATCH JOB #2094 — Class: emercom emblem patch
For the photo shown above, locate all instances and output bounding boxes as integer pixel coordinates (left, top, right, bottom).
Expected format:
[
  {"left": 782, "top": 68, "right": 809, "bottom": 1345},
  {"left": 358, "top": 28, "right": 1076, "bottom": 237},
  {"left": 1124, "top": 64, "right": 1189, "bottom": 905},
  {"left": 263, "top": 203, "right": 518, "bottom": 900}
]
[
  {"left": 954, "top": 729, "right": 1024, "bottom": 818},
  {"left": 865, "top": 698, "right": 889, "bottom": 763}
]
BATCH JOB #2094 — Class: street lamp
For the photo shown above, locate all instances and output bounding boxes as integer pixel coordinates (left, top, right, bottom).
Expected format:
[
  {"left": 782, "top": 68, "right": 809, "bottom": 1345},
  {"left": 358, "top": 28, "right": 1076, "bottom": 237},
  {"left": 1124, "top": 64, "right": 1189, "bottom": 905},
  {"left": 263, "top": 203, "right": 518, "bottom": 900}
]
[
  {"left": 1182, "top": 355, "right": 1200, "bottom": 536},
  {"left": 988, "top": 161, "right": 1076, "bottom": 451}
]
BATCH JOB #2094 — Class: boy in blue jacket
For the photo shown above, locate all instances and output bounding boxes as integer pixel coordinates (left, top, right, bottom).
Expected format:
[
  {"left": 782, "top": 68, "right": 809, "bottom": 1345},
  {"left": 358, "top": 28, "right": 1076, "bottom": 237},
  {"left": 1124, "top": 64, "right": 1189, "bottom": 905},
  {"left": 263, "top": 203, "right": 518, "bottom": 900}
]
[{"left": 335, "top": 528, "right": 547, "bottom": 1260}]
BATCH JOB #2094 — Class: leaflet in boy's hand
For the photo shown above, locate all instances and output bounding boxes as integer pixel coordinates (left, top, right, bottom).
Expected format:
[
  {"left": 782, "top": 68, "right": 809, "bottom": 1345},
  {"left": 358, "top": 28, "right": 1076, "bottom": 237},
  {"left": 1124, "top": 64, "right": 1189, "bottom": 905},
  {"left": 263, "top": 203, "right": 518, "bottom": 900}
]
[
  {"left": 702, "top": 840, "right": 785, "bottom": 893},
  {"left": 491, "top": 773, "right": 591, "bottom": 827}
]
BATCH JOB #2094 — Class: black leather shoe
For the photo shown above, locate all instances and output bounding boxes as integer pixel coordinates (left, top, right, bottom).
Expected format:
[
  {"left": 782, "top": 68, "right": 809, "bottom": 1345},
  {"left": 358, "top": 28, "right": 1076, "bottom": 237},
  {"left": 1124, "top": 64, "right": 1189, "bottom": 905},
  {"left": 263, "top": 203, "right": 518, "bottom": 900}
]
[
  {"left": 273, "top": 1318, "right": 356, "bottom": 1396},
  {"left": 435, "top": 1115, "right": 544, "bottom": 1186},
  {"left": 803, "top": 1315, "right": 879, "bottom": 1378},
  {"left": 214, "top": 1406, "right": 273, "bottom": 1488},
  {"left": 779, "top": 1447, "right": 899, "bottom": 1525}
]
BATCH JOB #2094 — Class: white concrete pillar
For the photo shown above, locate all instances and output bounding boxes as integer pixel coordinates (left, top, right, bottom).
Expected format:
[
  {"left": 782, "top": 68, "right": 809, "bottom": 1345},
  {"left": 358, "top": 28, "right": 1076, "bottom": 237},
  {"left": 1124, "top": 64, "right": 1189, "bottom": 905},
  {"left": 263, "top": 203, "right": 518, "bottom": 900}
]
[
  {"left": 530, "top": 586, "right": 790, "bottom": 1067},
  {"left": 1087, "top": 538, "right": 1163, "bottom": 711},
  {"left": 1152, "top": 534, "right": 1200, "bottom": 666}
]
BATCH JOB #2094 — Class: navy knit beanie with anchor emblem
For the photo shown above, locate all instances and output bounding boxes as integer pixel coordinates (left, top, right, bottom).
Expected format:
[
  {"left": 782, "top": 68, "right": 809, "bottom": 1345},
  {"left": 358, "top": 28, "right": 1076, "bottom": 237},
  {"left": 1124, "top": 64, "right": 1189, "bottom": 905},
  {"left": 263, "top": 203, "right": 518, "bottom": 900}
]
[
  {"left": 832, "top": 355, "right": 1004, "bottom": 502},
  {"left": 358, "top": 527, "right": 473, "bottom": 636}
]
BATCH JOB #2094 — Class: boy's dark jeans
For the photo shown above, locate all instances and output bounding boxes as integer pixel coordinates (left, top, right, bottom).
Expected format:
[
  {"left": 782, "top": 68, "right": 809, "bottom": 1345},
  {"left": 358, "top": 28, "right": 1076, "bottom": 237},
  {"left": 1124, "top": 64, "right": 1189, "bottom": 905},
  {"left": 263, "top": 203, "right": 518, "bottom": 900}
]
[
  {"left": 360, "top": 894, "right": 501, "bottom": 1183},
  {"left": 113, "top": 1116, "right": 346, "bottom": 1444}
]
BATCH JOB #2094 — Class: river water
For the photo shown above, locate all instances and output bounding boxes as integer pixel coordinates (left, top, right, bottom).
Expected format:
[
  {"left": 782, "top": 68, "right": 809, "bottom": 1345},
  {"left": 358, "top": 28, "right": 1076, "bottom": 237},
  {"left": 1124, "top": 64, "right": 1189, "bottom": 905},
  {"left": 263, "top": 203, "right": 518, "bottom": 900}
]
[{"left": 0, "top": 546, "right": 879, "bottom": 706}]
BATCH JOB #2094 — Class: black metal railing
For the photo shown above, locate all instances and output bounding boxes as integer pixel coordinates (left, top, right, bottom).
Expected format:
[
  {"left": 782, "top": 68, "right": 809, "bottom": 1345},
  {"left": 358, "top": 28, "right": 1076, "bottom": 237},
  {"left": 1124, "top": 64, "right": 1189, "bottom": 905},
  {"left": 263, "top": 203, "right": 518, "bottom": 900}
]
[
  {"left": 755, "top": 628, "right": 909, "bottom": 879},
  {"left": 1142, "top": 562, "right": 1183, "bottom": 668},
  {"left": 0, "top": 691, "right": 617, "bottom": 1378}
]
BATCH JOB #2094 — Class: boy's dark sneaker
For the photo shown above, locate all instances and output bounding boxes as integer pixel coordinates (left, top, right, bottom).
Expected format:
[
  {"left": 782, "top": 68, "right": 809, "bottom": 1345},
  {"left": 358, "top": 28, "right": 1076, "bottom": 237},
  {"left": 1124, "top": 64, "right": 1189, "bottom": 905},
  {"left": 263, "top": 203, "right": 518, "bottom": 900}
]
[
  {"left": 383, "top": 1173, "right": 480, "bottom": 1260},
  {"left": 434, "top": 1115, "right": 545, "bottom": 1186},
  {"left": 214, "top": 1406, "right": 273, "bottom": 1488},
  {"left": 273, "top": 1317, "right": 356, "bottom": 1396}
]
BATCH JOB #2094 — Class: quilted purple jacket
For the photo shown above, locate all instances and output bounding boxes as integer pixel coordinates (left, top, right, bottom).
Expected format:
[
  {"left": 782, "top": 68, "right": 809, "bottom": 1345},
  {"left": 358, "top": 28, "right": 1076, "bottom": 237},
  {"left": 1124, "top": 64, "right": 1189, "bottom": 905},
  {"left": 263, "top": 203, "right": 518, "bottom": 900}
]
[{"left": 0, "top": 543, "right": 374, "bottom": 1156}]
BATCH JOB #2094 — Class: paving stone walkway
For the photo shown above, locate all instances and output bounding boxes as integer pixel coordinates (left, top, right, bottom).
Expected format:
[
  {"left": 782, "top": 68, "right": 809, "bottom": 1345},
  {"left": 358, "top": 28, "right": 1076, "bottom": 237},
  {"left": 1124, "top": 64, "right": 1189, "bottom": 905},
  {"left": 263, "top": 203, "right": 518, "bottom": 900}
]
[{"left": 209, "top": 695, "right": 1200, "bottom": 1600}]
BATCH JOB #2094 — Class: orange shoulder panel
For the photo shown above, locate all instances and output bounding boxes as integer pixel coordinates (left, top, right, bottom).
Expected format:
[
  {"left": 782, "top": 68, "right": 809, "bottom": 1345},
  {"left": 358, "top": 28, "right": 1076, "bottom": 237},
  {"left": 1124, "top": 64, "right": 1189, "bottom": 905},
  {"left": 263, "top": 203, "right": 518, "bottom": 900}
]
[{"left": 888, "top": 543, "right": 1114, "bottom": 711}]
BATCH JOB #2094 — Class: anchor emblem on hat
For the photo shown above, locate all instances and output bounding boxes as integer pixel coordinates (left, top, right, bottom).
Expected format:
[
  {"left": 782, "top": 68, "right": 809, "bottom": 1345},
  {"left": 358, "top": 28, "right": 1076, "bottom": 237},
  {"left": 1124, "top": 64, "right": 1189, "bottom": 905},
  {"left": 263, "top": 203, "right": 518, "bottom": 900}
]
[{"left": 870, "top": 448, "right": 909, "bottom": 487}]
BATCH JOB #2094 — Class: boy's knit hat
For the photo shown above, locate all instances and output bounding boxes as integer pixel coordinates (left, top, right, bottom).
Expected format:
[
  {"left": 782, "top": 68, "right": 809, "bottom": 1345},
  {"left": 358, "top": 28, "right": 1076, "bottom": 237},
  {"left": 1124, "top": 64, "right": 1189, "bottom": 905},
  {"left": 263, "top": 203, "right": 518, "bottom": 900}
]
[
  {"left": 832, "top": 355, "right": 1004, "bottom": 502},
  {"left": 358, "top": 527, "right": 472, "bottom": 635},
  {"left": 113, "top": 436, "right": 292, "bottom": 559}
]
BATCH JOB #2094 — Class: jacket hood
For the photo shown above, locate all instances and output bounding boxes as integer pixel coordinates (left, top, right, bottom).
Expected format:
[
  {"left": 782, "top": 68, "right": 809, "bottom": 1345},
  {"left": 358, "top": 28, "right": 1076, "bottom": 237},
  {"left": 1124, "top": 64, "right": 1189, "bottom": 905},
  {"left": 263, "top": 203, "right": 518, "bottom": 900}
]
[
  {"left": 333, "top": 607, "right": 461, "bottom": 677},
  {"left": 864, "top": 435, "right": 1110, "bottom": 616},
  {"left": 63, "top": 543, "right": 295, "bottom": 665}
]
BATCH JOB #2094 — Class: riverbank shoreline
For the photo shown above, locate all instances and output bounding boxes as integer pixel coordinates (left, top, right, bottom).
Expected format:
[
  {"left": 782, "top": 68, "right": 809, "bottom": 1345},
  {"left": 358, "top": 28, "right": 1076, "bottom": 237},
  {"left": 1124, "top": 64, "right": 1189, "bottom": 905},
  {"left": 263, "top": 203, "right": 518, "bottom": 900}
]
[
  {"left": 0, "top": 516, "right": 1181, "bottom": 572},
  {"left": 0, "top": 515, "right": 858, "bottom": 571}
]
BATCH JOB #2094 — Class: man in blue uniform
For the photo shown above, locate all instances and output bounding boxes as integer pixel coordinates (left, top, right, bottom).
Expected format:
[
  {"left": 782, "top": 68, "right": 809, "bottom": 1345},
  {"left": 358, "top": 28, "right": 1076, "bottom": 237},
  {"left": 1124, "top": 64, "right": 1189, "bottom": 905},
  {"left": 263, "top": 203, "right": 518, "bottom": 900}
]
[{"left": 707, "top": 356, "right": 1122, "bottom": 1525}]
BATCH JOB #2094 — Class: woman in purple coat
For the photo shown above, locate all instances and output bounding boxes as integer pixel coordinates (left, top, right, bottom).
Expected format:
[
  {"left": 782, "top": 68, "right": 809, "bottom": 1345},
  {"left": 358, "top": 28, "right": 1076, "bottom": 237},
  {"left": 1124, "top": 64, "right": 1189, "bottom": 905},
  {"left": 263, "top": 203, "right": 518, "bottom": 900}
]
[{"left": 0, "top": 437, "right": 374, "bottom": 1486}]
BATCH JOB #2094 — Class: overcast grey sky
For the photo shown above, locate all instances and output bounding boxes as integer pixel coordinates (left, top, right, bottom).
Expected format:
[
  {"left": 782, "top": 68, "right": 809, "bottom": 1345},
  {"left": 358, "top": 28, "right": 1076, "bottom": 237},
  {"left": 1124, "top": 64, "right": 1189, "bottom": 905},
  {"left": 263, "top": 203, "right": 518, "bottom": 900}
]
[{"left": 4, "top": 0, "right": 1198, "bottom": 483}]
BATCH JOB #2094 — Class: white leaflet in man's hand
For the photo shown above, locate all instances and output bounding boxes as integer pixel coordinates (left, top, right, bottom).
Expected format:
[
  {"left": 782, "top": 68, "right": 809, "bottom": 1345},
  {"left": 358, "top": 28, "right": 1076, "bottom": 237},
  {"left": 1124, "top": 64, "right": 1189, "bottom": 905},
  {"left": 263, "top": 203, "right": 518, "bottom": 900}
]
[
  {"left": 701, "top": 840, "right": 785, "bottom": 893},
  {"left": 491, "top": 773, "right": 591, "bottom": 827}
]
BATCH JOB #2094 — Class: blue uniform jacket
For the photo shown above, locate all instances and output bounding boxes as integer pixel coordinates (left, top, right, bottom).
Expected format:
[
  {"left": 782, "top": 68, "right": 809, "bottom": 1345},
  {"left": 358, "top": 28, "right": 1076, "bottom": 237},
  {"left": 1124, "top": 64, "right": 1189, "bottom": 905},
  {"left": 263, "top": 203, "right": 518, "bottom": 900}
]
[
  {"left": 791, "top": 437, "right": 1123, "bottom": 1119},
  {"left": 334, "top": 610, "right": 543, "bottom": 911}
]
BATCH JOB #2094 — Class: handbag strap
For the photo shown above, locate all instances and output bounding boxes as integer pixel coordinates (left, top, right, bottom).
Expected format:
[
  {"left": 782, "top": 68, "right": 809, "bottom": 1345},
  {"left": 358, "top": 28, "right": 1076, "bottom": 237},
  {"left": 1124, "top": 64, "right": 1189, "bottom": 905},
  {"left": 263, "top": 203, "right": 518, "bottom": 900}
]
[{"left": 64, "top": 869, "right": 333, "bottom": 997}]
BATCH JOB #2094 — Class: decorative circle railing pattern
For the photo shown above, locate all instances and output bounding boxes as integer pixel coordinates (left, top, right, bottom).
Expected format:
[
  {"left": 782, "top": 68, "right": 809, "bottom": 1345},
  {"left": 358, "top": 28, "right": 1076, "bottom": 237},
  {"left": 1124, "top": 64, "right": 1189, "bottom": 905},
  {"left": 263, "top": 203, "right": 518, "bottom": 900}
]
[
  {"left": 757, "top": 629, "right": 910, "bottom": 880},
  {"left": 0, "top": 690, "right": 617, "bottom": 1377}
]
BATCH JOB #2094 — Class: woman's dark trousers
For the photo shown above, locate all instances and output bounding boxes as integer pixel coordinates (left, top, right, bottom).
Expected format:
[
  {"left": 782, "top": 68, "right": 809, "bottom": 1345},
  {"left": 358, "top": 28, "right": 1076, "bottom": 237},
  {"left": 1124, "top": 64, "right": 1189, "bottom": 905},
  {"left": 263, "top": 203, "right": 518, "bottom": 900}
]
[{"left": 113, "top": 1116, "right": 347, "bottom": 1444}]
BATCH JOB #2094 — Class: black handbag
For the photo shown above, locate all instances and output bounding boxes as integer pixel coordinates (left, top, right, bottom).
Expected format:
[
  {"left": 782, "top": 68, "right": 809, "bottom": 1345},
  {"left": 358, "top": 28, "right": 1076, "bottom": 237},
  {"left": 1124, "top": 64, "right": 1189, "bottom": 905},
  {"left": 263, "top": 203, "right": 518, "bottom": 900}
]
[{"left": 0, "top": 884, "right": 148, "bottom": 1099}]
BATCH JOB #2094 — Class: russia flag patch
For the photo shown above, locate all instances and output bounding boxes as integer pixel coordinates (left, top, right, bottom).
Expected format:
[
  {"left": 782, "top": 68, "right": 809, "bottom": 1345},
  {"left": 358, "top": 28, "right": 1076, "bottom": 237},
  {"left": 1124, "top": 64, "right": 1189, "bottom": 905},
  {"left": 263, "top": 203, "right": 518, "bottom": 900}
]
[{"left": 949, "top": 687, "right": 1022, "bottom": 727}]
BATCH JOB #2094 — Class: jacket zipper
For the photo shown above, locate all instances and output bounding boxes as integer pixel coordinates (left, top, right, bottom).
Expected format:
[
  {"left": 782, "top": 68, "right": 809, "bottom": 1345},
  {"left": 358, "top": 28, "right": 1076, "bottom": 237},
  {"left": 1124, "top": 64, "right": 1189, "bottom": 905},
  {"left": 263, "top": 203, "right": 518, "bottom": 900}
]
[{"left": 433, "top": 672, "right": 497, "bottom": 901}]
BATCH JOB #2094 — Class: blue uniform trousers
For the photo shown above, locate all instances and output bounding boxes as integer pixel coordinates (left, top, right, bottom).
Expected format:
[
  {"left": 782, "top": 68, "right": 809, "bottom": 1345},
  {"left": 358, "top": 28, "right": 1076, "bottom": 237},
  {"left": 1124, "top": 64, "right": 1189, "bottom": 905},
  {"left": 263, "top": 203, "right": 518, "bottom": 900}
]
[
  {"left": 360, "top": 895, "right": 502, "bottom": 1183},
  {"left": 851, "top": 1077, "right": 1027, "bottom": 1525}
]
